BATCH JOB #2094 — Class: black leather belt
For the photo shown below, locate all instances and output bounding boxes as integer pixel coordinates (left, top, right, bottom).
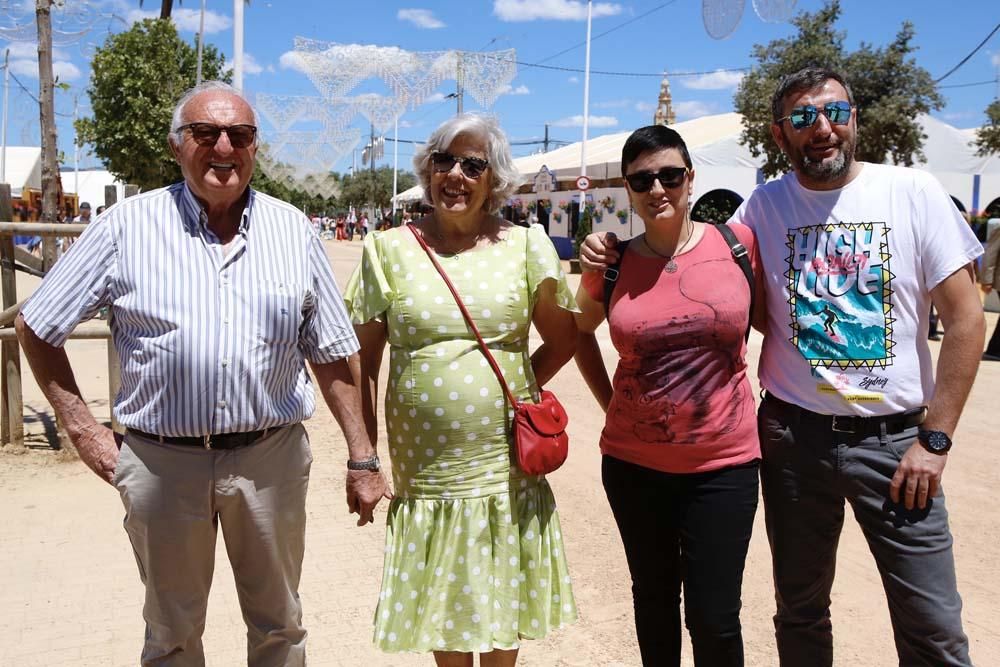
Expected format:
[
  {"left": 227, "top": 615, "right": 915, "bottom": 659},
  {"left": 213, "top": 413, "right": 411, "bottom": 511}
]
[
  {"left": 129, "top": 428, "right": 270, "bottom": 450},
  {"left": 763, "top": 393, "right": 926, "bottom": 437}
]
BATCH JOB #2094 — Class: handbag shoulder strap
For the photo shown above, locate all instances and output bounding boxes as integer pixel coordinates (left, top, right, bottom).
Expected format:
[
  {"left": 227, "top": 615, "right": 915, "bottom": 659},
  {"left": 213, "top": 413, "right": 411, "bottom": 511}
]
[
  {"left": 406, "top": 224, "right": 520, "bottom": 407},
  {"left": 714, "top": 223, "right": 754, "bottom": 342},
  {"left": 602, "top": 238, "right": 631, "bottom": 320}
]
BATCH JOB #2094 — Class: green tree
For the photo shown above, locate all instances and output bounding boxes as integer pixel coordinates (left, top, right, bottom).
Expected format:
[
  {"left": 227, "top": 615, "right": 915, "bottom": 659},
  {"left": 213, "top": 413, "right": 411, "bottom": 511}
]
[
  {"left": 974, "top": 99, "right": 1000, "bottom": 157},
  {"left": 339, "top": 166, "right": 417, "bottom": 213},
  {"left": 74, "top": 19, "right": 228, "bottom": 191},
  {"left": 734, "top": 0, "right": 943, "bottom": 178}
]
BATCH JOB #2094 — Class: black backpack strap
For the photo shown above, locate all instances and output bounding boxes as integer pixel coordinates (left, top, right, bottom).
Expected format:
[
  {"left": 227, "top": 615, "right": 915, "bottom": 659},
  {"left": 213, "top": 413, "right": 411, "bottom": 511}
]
[
  {"left": 602, "top": 239, "right": 630, "bottom": 320},
  {"left": 714, "top": 223, "right": 755, "bottom": 342}
]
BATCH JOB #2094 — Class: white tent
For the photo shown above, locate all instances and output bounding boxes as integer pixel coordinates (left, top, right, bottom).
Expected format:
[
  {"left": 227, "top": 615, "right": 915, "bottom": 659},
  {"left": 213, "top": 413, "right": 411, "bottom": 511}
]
[
  {"left": 392, "top": 112, "right": 1000, "bottom": 229},
  {"left": 1, "top": 146, "right": 42, "bottom": 196},
  {"left": 62, "top": 169, "right": 127, "bottom": 210}
]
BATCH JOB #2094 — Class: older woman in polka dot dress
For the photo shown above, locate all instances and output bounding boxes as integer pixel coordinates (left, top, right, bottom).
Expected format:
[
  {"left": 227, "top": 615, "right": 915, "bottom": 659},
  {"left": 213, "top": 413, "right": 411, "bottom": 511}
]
[{"left": 344, "top": 114, "right": 580, "bottom": 667}]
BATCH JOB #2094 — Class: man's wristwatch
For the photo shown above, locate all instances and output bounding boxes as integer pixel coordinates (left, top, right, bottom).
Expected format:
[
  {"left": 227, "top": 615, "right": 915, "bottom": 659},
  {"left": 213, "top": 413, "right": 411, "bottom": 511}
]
[
  {"left": 347, "top": 454, "right": 381, "bottom": 471},
  {"left": 917, "top": 429, "right": 952, "bottom": 454}
]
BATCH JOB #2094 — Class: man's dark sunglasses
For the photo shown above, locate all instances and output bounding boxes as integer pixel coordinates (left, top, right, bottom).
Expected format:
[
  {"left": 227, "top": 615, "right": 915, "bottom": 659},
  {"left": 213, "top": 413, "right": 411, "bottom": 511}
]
[
  {"left": 431, "top": 151, "right": 490, "bottom": 179},
  {"left": 777, "top": 101, "right": 853, "bottom": 130},
  {"left": 625, "top": 166, "right": 689, "bottom": 193},
  {"left": 178, "top": 123, "right": 258, "bottom": 148}
]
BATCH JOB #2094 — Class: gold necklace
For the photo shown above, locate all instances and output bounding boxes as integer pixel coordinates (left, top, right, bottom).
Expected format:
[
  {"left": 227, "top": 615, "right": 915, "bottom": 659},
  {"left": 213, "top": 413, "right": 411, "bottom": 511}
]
[
  {"left": 643, "top": 216, "right": 694, "bottom": 273},
  {"left": 424, "top": 216, "right": 492, "bottom": 254}
]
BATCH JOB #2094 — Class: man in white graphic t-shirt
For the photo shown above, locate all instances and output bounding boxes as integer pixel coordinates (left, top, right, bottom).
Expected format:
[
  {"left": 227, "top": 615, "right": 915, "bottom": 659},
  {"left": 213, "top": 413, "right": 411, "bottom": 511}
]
[{"left": 582, "top": 67, "right": 984, "bottom": 666}]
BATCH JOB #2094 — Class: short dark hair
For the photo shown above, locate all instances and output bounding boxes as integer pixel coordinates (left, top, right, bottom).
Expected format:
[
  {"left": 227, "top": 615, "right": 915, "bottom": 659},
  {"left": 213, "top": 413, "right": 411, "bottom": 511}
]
[
  {"left": 771, "top": 67, "right": 855, "bottom": 122},
  {"left": 621, "top": 125, "right": 692, "bottom": 175}
]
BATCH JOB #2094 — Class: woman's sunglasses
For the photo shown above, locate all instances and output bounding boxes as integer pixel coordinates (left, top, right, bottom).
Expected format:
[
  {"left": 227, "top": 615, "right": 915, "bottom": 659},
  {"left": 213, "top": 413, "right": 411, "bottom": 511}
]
[
  {"left": 431, "top": 151, "right": 490, "bottom": 179},
  {"left": 625, "top": 166, "right": 689, "bottom": 193},
  {"left": 178, "top": 123, "right": 258, "bottom": 148},
  {"left": 777, "top": 101, "right": 853, "bottom": 130}
]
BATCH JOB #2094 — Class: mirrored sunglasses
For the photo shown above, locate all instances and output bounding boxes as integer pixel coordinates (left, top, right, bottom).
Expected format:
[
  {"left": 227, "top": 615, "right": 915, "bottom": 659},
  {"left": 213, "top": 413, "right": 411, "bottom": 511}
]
[
  {"left": 431, "top": 151, "right": 490, "bottom": 179},
  {"left": 625, "top": 166, "right": 689, "bottom": 193},
  {"left": 778, "top": 101, "right": 853, "bottom": 130},
  {"left": 178, "top": 123, "right": 258, "bottom": 148}
]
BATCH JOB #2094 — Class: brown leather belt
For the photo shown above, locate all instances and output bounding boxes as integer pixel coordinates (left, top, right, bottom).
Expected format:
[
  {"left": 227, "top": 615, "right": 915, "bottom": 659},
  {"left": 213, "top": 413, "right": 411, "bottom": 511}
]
[
  {"left": 129, "top": 428, "right": 270, "bottom": 450},
  {"left": 763, "top": 393, "right": 926, "bottom": 437}
]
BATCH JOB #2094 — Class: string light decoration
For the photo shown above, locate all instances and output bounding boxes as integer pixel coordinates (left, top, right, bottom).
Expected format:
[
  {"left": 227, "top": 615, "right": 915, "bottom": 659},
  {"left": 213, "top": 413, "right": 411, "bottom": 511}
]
[
  {"left": 256, "top": 41, "right": 516, "bottom": 198},
  {"left": 702, "top": 0, "right": 796, "bottom": 39}
]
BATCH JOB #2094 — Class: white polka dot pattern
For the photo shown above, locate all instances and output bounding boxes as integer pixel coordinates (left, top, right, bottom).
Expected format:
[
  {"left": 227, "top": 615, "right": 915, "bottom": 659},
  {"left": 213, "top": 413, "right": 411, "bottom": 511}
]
[{"left": 343, "top": 224, "right": 579, "bottom": 652}]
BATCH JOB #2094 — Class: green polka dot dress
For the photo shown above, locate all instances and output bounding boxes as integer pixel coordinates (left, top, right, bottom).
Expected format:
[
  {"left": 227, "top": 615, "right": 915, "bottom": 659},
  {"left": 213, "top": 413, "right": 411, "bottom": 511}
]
[{"left": 344, "top": 223, "right": 579, "bottom": 653}]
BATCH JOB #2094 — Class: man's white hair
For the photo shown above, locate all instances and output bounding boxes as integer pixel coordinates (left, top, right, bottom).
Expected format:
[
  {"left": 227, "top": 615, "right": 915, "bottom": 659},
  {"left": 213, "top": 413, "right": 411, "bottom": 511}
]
[{"left": 167, "top": 81, "right": 259, "bottom": 146}]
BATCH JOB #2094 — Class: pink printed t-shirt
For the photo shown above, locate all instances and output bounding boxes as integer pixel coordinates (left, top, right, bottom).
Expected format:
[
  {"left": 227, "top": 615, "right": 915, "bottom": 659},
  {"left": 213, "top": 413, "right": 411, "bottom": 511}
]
[{"left": 581, "top": 223, "right": 762, "bottom": 474}]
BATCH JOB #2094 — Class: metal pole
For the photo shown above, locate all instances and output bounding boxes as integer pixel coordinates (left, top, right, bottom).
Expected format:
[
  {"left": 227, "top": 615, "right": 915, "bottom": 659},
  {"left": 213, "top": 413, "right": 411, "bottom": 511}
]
[
  {"left": 578, "top": 0, "right": 593, "bottom": 224},
  {"left": 73, "top": 94, "right": 78, "bottom": 199},
  {"left": 233, "top": 0, "right": 244, "bottom": 92},
  {"left": 392, "top": 116, "right": 399, "bottom": 220},
  {"left": 195, "top": 0, "right": 206, "bottom": 85},
  {"left": 369, "top": 122, "right": 376, "bottom": 220},
  {"left": 456, "top": 55, "right": 464, "bottom": 115},
  {"left": 1, "top": 49, "right": 8, "bottom": 184}
]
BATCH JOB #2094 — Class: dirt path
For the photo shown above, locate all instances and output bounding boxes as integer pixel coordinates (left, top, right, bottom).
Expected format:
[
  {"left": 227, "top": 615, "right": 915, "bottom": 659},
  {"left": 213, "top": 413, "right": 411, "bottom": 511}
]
[{"left": 1, "top": 239, "right": 997, "bottom": 666}]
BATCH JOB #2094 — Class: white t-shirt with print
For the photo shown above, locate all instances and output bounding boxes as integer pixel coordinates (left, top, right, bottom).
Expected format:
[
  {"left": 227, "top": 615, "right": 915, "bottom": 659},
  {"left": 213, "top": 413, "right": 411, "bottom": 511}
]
[{"left": 731, "top": 162, "right": 982, "bottom": 416}]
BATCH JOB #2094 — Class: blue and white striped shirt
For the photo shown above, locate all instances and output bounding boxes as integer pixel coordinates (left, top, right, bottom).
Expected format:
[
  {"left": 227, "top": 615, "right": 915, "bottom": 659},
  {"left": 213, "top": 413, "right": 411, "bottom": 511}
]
[{"left": 21, "top": 183, "right": 360, "bottom": 436}]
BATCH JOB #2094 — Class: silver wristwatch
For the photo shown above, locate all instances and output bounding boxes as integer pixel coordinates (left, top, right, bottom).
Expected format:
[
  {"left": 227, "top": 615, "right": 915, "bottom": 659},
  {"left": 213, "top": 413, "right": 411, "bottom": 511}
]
[{"left": 347, "top": 454, "right": 381, "bottom": 471}]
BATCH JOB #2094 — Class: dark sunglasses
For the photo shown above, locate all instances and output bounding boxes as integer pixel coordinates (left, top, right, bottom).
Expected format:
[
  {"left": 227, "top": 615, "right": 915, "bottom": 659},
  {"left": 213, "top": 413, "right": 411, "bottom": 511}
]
[
  {"left": 178, "top": 123, "right": 258, "bottom": 148},
  {"left": 625, "top": 166, "right": 689, "bottom": 193},
  {"left": 431, "top": 151, "right": 490, "bottom": 179},
  {"left": 777, "top": 101, "right": 853, "bottom": 130}
]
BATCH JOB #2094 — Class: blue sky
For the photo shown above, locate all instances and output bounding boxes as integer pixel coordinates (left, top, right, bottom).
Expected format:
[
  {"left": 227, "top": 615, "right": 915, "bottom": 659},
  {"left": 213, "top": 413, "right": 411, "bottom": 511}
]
[{"left": 1, "top": 0, "right": 998, "bottom": 177}]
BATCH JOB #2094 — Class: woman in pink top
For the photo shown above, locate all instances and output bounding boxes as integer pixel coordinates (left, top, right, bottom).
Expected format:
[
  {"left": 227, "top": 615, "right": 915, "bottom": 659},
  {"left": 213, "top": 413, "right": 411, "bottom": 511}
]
[{"left": 574, "top": 125, "right": 763, "bottom": 666}]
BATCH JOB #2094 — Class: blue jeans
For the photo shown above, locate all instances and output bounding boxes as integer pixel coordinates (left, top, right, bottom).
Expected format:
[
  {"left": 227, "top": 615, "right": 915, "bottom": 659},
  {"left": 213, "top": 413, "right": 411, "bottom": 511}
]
[
  {"left": 602, "top": 455, "right": 759, "bottom": 666},
  {"left": 758, "top": 396, "right": 971, "bottom": 666}
]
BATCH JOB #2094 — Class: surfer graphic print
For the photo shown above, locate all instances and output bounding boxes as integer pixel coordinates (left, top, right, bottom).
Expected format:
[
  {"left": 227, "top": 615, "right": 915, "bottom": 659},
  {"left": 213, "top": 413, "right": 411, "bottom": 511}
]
[{"left": 733, "top": 163, "right": 982, "bottom": 416}]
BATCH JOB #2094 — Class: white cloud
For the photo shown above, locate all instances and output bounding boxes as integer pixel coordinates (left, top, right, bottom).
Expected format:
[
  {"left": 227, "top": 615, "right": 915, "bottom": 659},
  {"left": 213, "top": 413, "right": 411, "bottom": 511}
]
[
  {"left": 398, "top": 8, "right": 445, "bottom": 29},
  {"left": 674, "top": 101, "right": 716, "bottom": 119},
  {"left": 2, "top": 41, "right": 71, "bottom": 61},
  {"left": 399, "top": 119, "right": 415, "bottom": 128},
  {"left": 422, "top": 92, "right": 448, "bottom": 104},
  {"left": 126, "top": 8, "right": 231, "bottom": 33},
  {"left": 494, "top": 0, "right": 622, "bottom": 21},
  {"left": 243, "top": 53, "right": 264, "bottom": 76},
  {"left": 551, "top": 114, "right": 618, "bottom": 128},
  {"left": 568, "top": 76, "right": 579, "bottom": 84},
  {"left": 681, "top": 69, "right": 745, "bottom": 90},
  {"left": 992, "top": 53, "right": 1000, "bottom": 67},
  {"left": 52, "top": 61, "right": 83, "bottom": 81},
  {"left": 634, "top": 101, "right": 656, "bottom": 113},
  {"left": 279, "top": 51, "right": 309, "bottom": 74},
  {"left": 500, "top": 83, "right": 530, "bottom": 96}
]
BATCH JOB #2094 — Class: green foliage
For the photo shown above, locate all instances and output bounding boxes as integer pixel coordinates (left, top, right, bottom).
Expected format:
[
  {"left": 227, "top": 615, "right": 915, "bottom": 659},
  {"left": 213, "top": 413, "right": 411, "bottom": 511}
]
[
  {"left": 74, "top": 19, "right": 229, "bottom": 191},
  {"left": 692, "top": 190, "right": 743, "bottom": 223},
  {"left": 339, "top": 166, "right": 417, "bottom": 212},
  {"left": 974, "top": 100, "right": 1000, "bottom": 157},
  {"left": 733, "top": 0, "right": 943, "bottom": 178},
  {"left": 574, "top": 207, "right": 592, "bottom": 257}
]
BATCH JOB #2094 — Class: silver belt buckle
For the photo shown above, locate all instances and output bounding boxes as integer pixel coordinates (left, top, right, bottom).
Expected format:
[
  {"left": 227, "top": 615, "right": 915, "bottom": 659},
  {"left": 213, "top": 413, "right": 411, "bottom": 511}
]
[{"left": 830, "top": 416, "right": 855, "bottom": 433}]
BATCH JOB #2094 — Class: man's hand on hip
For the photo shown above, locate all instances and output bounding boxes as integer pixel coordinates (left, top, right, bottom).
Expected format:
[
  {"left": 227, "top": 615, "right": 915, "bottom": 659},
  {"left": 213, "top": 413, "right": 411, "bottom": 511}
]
[
  {"left": 346, "top": 470, "right": 392, "bottom": 526},
  {"left": 579, "top": 231, "right": 620, "bottom": 271},
  {"left": 890, "top": 443, "right": 947, "bottom": 510},
  {"left": 73, "top": 423, "right": 120, "bottom": 486}
]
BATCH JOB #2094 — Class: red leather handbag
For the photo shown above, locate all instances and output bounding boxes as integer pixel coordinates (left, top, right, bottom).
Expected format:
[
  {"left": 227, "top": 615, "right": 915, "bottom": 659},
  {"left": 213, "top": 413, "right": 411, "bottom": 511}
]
[{"left": 408, "top": 224, "right": 570, "bottom": 475}]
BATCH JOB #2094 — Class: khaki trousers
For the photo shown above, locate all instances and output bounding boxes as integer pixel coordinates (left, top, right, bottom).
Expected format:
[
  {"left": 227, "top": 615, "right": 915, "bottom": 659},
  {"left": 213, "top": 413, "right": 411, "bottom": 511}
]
[{"left": 114, "top": 424, "right": 312, "bottom": 667}]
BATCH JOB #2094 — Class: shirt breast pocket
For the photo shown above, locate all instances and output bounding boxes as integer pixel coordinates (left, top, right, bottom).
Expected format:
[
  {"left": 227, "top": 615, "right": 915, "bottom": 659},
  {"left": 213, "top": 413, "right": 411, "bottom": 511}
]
[{"left": 255, "top": 281, "right": 305, "bottom": 345}]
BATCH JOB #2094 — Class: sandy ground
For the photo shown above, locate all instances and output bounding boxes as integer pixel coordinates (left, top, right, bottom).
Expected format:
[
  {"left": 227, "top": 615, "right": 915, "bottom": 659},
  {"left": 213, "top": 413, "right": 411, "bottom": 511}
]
[{"left": 1, "top": 238, "right": 998, "bottom": 666}]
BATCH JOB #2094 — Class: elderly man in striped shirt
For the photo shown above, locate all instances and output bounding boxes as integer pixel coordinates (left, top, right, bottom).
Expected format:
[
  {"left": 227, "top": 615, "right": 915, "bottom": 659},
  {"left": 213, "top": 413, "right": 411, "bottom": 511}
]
[{"left": 15, "top": 81, "right": 390, "bottom": 667}]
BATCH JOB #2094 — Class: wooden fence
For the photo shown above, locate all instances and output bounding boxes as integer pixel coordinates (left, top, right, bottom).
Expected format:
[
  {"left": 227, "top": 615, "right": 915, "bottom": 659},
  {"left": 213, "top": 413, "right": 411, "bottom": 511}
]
[{"left": 0, "top": 182, "right": 137, "bottom": 447}]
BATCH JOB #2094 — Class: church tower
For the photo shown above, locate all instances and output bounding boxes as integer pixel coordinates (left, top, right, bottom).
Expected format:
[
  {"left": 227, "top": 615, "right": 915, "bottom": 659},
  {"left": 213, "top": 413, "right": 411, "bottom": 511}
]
[{"left": 654, "top": 72, "right": 676, "bottom": 126}]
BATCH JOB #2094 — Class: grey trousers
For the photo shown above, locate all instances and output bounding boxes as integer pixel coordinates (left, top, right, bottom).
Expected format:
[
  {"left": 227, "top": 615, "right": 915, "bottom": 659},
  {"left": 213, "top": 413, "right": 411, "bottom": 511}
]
[
  {"left": 758, "top": 396, "right": 971, "bottom": 667},
  {"left": 114, "top": 424, "right": 312, "bottom": 667}
]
